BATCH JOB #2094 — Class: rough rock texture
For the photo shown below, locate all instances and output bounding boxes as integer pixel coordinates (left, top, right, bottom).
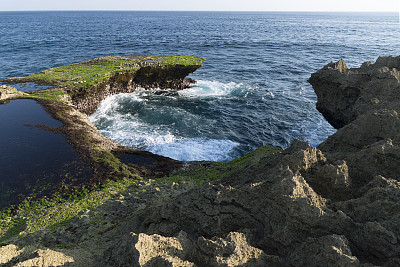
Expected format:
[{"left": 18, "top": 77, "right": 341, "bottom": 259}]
[
  {"left": 311, "top": 57, "right": 400, "bottom": 189},
  {"left": 104, "top": 231, "right": 278, "bottom": 267},
  {"left": 99, "top": 138, "right": 399, "bottom": 266},
  {"left": 309, "top": 56, "right": 400, "bottom": 129},
  {"left": 0, "top": 244, "right": 74, "bottom": 266},
  {"left": 72, "top": 63, "right": 201, "bottom": 115},
  {"left": 3, "top": 56, "right": 400, "bottom": 266},
  {"left": 288, "top": 234, "right": 360, "bottom": 266},
  {"left": 101, "top": 57, "right": 400, "bottom": 266},
  {"left": 0, "top": 85, "right": 27, "bottom": 101}
]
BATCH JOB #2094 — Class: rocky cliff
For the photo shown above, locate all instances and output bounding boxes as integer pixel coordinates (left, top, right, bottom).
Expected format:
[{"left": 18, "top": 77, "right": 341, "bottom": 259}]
[
  {"left": 1, "top": 56, "right": 400, "bottom": 266},
  {"left": 308, "top": 56, "right": 400, "bottom": 129},
  {"left": 2, "top": 55, "right": 205, "bottom": 114},
  {"left": 101, "top": 56, "right": 400, "bottom": 266}
]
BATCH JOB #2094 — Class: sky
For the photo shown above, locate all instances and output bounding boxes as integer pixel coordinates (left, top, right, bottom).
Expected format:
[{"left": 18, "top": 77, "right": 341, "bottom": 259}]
[{"left": 0, "top": 0, "right": 398, "bottom": 12}]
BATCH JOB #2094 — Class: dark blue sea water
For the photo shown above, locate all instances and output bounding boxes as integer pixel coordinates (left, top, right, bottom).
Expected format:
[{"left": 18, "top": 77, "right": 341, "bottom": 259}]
[{"left": 1, "top": 11, "right": 399, "bottom": 161}]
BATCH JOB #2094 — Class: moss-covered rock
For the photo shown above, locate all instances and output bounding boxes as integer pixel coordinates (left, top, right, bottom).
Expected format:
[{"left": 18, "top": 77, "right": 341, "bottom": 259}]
[{"left": 2, "top": 55, "right": 205, "bottom": 114}]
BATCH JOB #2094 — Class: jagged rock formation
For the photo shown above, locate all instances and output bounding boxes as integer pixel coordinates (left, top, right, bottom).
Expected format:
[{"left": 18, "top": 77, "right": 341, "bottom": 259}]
[
  {"left": 0, "top": 245, "right": 74, "bottom": 266},
  {"left": 2, "top": 56, "right": 400, "bottom": 266},
  {"left": 101, "top": 139, "right": 400, "bottom": 266},
  {"left": 310, "top": 56, "right": 400, "bottom": 189},
  {"left": 101, "top": 57, "right": 400, "bottom": 266},
  {"left": 308, "top": 56, "right": 400, "bottom": 129}
]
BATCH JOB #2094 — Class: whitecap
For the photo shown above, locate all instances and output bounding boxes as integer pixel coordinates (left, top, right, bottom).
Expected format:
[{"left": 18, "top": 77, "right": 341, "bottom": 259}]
[
  {"left": 89, "top": 92, "right": 240, "bottom": 161},
  {"left": 179, "top": 80, "right": 250, "bottom": 98},
  {"left": 148, "top": 138, "right": 239, "bottom": 162}
]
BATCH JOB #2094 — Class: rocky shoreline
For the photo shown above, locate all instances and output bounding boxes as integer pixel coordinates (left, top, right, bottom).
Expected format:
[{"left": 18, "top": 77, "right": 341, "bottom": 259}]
[
  {"left": 1, "top": 56, "right": 400, "bottom": 266},
  {"left": 0, "top": 55, "right": 203, "bottom": 197}
]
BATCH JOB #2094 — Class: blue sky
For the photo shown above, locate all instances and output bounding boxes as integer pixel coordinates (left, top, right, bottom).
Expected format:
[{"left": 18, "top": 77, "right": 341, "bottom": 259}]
[{"left": 0, "top": 0, "right": 398, "bottom": 12}]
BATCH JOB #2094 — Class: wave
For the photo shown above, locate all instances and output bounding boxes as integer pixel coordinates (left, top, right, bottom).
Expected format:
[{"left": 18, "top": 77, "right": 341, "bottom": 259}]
[
  {"left": 178, "top": 80, "right": 251, "bottom": 98},
  {"left": 89, "top": 92, "right": 239, "bottom": 162},
  {"left": 148, "top": 138, "right": 239, "bottom": 162}
]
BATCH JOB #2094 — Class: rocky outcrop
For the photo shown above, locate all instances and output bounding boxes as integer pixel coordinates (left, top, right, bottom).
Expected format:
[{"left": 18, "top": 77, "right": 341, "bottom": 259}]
[
  {"left": 310, "top": 57, "right": 400, "bottom": 190},
  {"left": 0, "top": 85, "right": 27, "bottom": 101},
  {"left": 308, "top": 56, "right": 400, "bottom": 129},
  {"left": 101, "top": 56, "right": 400, "bottom": 266},
  {"left": 1, "top": 55, "right": 205, "bottom": 114},
  {"left": 72, "top": 63, "right": 201, "bottom": 114},
  {"left": 2, "top": 56, "right": 400, "bottom": 266},
  {"left": 100, "top": 138, "right": 400, "bottom": 266},
  {"left": 36, "top": 98, "right": 182, "bottom": 183}
]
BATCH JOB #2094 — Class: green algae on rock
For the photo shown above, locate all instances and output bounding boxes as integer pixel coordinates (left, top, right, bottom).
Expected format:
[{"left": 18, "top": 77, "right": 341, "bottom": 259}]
[
  {"left": 2, "top": 55, "right": 205, "bottom": 114},
  {"left": 0, "top": 54, "right": 203, "bottom": 210},
  {"left": 0, "top": 145, "right": 282, "bottom": 265},
  {"left": 0, "top": 55, "right": 202, "bottom": 216},
  {"left": 5, "top": 56, "right": 400, "bottom": 266}
]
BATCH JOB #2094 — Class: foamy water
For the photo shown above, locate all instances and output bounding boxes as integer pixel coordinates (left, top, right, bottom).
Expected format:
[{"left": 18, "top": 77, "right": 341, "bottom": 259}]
[
  {"left": 89, "top": 83, "right": 245, "bottom": 161},
  {"left": 89, "top": 77, "right": 336, "bottom": 162},
  {"left": 7, "top": 12, "right": 396, "bottom": 161}
]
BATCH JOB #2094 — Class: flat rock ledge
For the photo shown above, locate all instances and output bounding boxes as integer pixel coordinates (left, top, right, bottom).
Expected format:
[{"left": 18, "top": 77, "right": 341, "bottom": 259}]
[
  {"left": 1, "top": 55, "right": 205, "bottom": 114},
  {"left": 2, "top": 56, "right": 400, "bottom": 266}
]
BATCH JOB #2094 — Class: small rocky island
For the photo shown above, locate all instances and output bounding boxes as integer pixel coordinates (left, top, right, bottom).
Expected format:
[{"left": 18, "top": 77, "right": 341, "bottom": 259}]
[{"left": 1, "top": 55, "right": 400, "bottom": 266}]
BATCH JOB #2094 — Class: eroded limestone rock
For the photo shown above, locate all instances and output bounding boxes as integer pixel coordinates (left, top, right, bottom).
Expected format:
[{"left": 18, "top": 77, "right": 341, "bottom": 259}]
[
  {"left": 3, "top": 56, "right": 400, "bottom": 266},
  {"left": 288, "top": 235, "right": 360, "bottom": 267},
  {"left": 103, "top": 141, "right": 391, "bottom": 266},
  {"left": 0, "top": 85, "right": 27, "bottom": 100},
  {"left": 103, "top": 231, "right": 280, "bottom": 267},
  {"left": 309, "top": 56, "right": 400, "bottom": 129},
  {"left": 0, "top": 245, "right": 74, "bottom": 267}
]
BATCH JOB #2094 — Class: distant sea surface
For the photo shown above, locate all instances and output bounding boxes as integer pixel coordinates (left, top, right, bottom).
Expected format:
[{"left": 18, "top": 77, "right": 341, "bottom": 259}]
[{"left": 1, "top": 11, "right": 399, "bottom": 161}]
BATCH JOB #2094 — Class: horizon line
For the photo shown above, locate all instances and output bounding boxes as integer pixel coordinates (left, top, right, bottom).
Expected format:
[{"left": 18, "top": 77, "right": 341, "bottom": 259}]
[{"left": 0, "top": 10, "right": 397, "bottom": 13}]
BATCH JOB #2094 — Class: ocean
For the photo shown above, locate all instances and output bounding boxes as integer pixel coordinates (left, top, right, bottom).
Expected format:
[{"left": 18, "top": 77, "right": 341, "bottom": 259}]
[{"left": 1, "top": 11, "right": 399, "bottom": 161}]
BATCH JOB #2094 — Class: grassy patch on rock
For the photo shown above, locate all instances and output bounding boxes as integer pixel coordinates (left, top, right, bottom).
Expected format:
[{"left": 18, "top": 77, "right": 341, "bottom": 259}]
[
  {"left": 160, "top": 145, "right": 282, "bottom": 186},
  {"left": 228, "top": 145, "right": 283, "bottom": 167},
  {"left": 0, "top": 146, "right": 281, "bottom": 246},
  {"left": 0, "top": 178, "right": 140, "bottom": 244},
  {"left": 22, "top": 55, "right": 204, "bottom": 89},
  {"left": 153, "top": 55, "right": 205, "bottom": 66},
  {"left": 26, "top": 89, "right": 67, "bottom": 102}
]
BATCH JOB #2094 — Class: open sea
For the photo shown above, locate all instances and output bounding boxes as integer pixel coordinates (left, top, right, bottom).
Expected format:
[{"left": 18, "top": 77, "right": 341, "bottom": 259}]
[{"left": 1, "top": 11, "right": 399, "bottom": 162}]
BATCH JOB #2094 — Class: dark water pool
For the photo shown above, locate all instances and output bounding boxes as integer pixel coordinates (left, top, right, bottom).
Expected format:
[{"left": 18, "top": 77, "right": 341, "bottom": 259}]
[{"left": 0, "top": 99, "right": 92, "bottom": 209}]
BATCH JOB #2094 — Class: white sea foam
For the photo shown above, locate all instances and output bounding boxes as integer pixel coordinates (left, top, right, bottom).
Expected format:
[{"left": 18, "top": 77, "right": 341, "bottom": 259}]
[
  {"left": 90, "top": 94, "right": 176, "bottom": 148},
  {"left": 148, "top": 138, "right": 239, "bottom": 162},
  {"left": 178, "top": 80, "right": 250, "bottom": 98},
  {"left": 89, "top": 92, "right": 239, "bottom": 161}
]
